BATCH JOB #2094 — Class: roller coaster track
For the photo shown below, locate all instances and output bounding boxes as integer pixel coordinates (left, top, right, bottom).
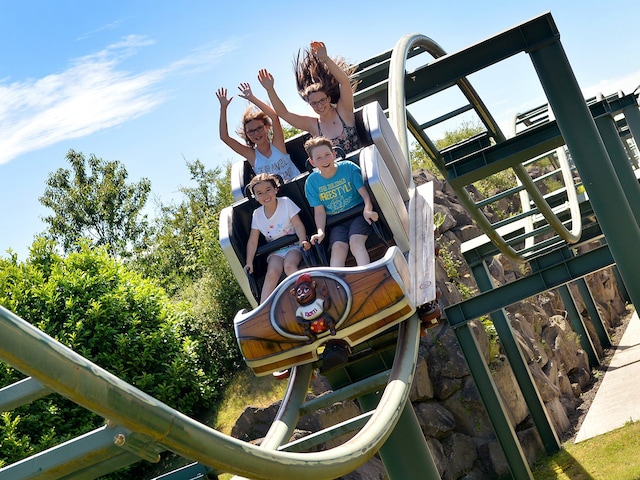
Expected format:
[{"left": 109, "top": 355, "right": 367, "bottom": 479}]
[{"left": 0, "top": 304, "right": 426, "bottom": 480}]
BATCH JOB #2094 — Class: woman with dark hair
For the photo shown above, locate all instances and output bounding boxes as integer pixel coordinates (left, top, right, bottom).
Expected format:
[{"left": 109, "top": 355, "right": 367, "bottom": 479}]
[
  {"left": 258, "top": 41, "right": 362, "bottom": 154},
  {"left": 216, "top": 83, "right": 301, "bottom": 182}
]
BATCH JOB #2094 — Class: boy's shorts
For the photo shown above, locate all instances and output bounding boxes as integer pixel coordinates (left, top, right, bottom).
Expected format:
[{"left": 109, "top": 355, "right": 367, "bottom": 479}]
[{"left": 328, "top": 216, "right": 372, "bottom": 247}]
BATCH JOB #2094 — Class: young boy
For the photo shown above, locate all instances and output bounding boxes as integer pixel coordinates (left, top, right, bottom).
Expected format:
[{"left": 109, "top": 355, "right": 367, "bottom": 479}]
[{"left": 304, "top": 136, "right": 378, "bottom": 267}]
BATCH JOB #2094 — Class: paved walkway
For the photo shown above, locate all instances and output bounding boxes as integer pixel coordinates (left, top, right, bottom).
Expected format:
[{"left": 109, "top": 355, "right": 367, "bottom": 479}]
[{"left": 575, "top": 309, "right": 640, "bottom": 442}]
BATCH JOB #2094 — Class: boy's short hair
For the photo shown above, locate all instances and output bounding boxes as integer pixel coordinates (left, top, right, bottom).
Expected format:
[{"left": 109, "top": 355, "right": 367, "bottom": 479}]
[
  {"left": 304, "top": 136, "right": 334, "bottom": 159},
  {"left": 248, "top": 172, "right": 279, "bottom": 195}
]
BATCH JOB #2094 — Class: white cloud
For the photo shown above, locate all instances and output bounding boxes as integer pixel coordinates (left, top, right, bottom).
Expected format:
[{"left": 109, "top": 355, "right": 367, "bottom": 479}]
[
  {"left": 0, "top": 36, "right": 236, "bottom": 165},
  {"left": 580, "top": 71, "right": 640, "bottom": 100}
]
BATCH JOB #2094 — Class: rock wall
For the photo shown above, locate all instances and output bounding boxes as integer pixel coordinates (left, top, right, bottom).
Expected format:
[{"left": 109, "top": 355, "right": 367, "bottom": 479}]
[{"left": 231, "top": 169, "right": 628, "bottom": 479}]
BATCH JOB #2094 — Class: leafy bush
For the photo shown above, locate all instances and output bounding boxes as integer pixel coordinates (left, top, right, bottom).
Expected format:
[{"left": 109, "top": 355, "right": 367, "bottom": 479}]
[{"left": 0, "top": 239, "right": 224, "bottom": 472}]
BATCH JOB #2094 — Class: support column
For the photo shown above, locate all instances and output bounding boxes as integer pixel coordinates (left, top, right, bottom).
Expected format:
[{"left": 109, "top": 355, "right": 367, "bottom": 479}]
[
  {"left": 471, "top": 261, "right": 560, "bottom": 454},
  {"left": 575, "top": 277, "right": 611, "bottom": 349},
  {"left": 529, "top": 39, "right": 640, "bottom": 313},
  {"left": 622, "top": 101, "right": 640, "bottom": 168},
  {"left": 557, "top": 285, "right": 600, "bottom": 367},
  {"left": 594, "top": 110, "right": 640, "bottom": 226},
  {"left": 359, "top": 393, "right": 441, "bottom": 480},
  {"left": 453, "top": 323, "right": 534, "bottom": 480}
]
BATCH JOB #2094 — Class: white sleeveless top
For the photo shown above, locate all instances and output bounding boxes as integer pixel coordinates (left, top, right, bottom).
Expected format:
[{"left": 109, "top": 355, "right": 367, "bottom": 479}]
[{"left": 253, "top": 143, "right": 301, "bottom": 182}]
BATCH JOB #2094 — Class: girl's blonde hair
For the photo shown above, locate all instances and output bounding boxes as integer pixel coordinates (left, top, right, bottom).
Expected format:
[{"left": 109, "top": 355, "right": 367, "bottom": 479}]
[{"left": 237, "top": 107, "right": 272, "bottom": 148}]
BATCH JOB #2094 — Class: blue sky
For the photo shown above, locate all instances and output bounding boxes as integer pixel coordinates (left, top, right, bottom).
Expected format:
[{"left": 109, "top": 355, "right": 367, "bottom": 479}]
[{"left": 1, "top": 1, "right": 639, "bottom": 259}]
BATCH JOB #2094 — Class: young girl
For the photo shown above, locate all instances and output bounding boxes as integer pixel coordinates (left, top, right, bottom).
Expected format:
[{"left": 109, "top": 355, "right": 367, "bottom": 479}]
[
  {"left": 258, "top": 41, "right": 362, "bottom": 155},
  {"left": 245, "top": 173, "right": 310, "bottom": 303},
  {"left": 216, "top": 83, "right": 301, "bottom": 182}
]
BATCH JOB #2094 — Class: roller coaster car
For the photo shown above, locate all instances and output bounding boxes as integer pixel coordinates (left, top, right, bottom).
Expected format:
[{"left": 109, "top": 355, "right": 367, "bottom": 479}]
[{"left": 220, "top": 101, "right": 422, "bottom": 375}]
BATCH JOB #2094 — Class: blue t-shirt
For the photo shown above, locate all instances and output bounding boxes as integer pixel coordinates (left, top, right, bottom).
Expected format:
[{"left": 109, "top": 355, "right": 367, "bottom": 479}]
[{"left": 305, "top": 161, "right": 364, "bottom": 215}]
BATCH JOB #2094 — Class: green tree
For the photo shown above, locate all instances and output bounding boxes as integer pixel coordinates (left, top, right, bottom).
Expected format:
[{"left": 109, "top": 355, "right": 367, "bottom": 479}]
[
  {"left": 39, "top": 150, "right": 151, "bottom": 257},
  {"left": 0, "top": 238, "right": 223, "bottom": 478},
  {"left": 282, "top": 124, "right": 304, "bottom": 139},
  {"left": 135, "top": 159, "right": 247, "bottom": 375},
  {"left": 137, "top": 159, "right": 231, "bottom": 293},
  {"left": 410, "top": 118, "right": 485, "bottom": 173}
]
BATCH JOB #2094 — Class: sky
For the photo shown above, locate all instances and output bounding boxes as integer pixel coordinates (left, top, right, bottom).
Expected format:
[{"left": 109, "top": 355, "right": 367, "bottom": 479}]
[{"left": 1, "top": 0, "right": 639, "bottom": 260}]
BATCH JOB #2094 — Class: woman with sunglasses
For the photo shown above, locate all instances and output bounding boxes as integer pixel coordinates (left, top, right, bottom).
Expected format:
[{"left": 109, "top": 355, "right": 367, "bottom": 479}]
[
  {"left": 258, "top": 41, "right": 362, "bottom": 155},
  {"left": 216, "top": 83, "right": 301, "bottom": 182}
]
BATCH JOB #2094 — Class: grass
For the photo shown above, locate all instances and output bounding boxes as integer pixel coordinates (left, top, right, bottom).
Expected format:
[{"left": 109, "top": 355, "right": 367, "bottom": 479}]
[
  {"left": 213, "top": 368, "right": 290, "bottom": 435},
  {"left": 531, "top": 421, "right": 640, "bottom": 479}
]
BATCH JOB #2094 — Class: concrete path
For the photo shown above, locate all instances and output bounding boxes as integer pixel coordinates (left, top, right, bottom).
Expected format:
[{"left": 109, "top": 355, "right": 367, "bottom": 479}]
[{"left": 575, "top": 309, "right": 640, "bottom": 442}]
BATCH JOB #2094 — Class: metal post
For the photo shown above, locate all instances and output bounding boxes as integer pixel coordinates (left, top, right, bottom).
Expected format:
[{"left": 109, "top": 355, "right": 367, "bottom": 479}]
[
  {"left": 612, "top": 266, "right": 631, "bottom": 304},
  {"left": 622, "top": 101, "right": 640, "bottom": 168},
  {"left": 453, "top": 323, "right": 534, "bottom": 480},
  {"left": 575, "top": 278, "right": 611, "bottom": 349},
  {"left": 359, "top": 393, "right": 441, "bottom": 480},
  {"left": 594, "top": 111, "right": 640, "bottom": 226},
  {"left": 557, "top": 285, "right": 599, "bottom": 367},
  {"left": 529, "top": 39, "right": 640, "bottom": 312},
  {"left": 471, "top": 261, "right": 560, "bottom": 454}
]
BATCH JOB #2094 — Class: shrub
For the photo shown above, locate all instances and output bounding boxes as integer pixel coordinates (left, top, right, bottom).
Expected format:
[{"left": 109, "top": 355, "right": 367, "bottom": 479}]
[{"left": 0, "top": 239, "right": 223, "bottom": 473}]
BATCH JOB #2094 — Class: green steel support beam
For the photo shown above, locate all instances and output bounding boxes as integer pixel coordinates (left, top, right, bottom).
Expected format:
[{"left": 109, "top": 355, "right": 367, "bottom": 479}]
[
  {"left": 358, "top": 393, "right": 441, "bottom": 480},
  {"left": 0, "top": 377, "right": 50, "bottom": 412},
  {"left": 529, "top": 32, "right": 640, "bottom": 313},
  {"left": 557, "top": 285, "right": 600, "bottom": 368},
  {"left": 576, "top": 277, "right": 612, "bottom": 349},
  {"left": 593, "top": 110, "right": 640, "bottom": 226},
  {"left": 611, "top": 265, "right": 631, "bottom": 304},
  {"left": 621, "top": 100, "right": 640, "bottom": 168},
  {"left": 452, "top": 323, "right": 534, "bottom": 480},
  {"left": 444, "top": 97, "right": 637, "bottom": 188},
  {"left": 356, "top": 13, "right": 561, "bottom": 110},
  {"left": 63, "top": 452, "right": 147, "bottom": 480},
  {"left": 281, "top": 412, "right": 373, "bottom": 453},
  {"left": 0, "top": 424, "right": 140, "bottom": 480},
  {"left": 323, "top": 314, "right": 441, "bottom": 480},
  {"left": 445, "top": 121, "right": 565, "bottom": 186},
  {"left": 299, "top": 370, "right": 391, "bottom": 415},
  {"left": 470, "top": 261, "right": 560, "bottom": 454},
  {"left": 446, "top": 245, "right": 615, "bottom": 327}
]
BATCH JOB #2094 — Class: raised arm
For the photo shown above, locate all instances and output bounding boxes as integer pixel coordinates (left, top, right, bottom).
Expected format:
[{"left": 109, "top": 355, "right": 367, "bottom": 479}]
[
  {"left": 237, "top": 82, "right": 286, "bottom": 153},
  {"left": 258, "top": 69, "right": 319, "bottom": 136},
  {"left": 310, "top": 41, "right": 356, "bottom": 118},
  {"left": 216, "top": 88, "right": 255, "bottom": 162}
]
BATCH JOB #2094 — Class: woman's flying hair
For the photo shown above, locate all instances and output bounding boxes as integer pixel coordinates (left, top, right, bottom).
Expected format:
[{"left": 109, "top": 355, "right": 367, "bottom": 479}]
[{"left": 293, "top": 47, "right": 358, "bottom": 104}]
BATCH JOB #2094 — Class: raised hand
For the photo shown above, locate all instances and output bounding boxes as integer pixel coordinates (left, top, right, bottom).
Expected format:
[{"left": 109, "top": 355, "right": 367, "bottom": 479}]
[
  {"left": 237, "top": 82, "right": 253, "bottom": 100},
  {"left": 216, "top": 88, "right": 232, "bottom": 108},
  {"left": 257, "top": 69, "right": 275, "bottom": 89},
  {"left": 310, "top": 41, "right": 328, "bottom": 60}
]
